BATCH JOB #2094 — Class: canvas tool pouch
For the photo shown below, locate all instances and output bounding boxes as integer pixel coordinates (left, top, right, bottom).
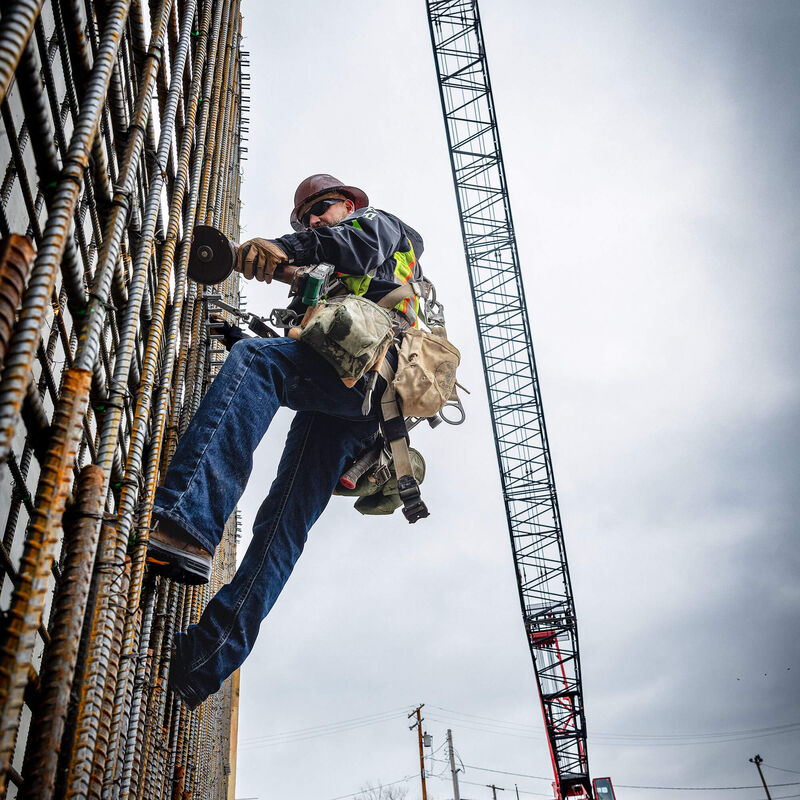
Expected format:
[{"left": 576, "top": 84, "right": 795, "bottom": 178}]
[
  {"left": 334, "top": 447, "right": 426, "bottom": 517},
  {"left": 299, "top": 294, "right": 394, "bottom": 382},
  {"left": 393, "top": 327, "right": 461, "bottom": 418}
]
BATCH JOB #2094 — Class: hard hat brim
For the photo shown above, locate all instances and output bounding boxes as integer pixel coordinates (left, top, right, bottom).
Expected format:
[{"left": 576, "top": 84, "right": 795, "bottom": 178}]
[{"left": 290, "top": 183, "right": 369, "bottom": 231}]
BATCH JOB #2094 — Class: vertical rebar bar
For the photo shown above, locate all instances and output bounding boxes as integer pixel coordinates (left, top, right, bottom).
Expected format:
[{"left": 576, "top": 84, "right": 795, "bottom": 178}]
[
  {"left": 0, "top": 234, "right": 35, "bottom": 366},
  {"left": 0, "top": 364, "right": 93, "bottom": 790},
  {"left": 0, "top": 0, "right": 45, "bottom": 105},
  {"left": 18, "top": 463, "right": 105, "bottom": 800}
]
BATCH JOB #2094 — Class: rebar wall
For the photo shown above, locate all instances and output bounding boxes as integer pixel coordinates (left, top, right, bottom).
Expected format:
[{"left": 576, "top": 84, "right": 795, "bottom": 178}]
[
  {"left": 0, "top": 0, "right": 247, "bottom": 796},
  {"left": 427, "top": 2, "right": 592, "bottom": 797}
]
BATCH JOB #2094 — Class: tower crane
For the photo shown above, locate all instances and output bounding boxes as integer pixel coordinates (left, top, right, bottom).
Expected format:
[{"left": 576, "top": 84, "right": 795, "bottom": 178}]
[{"left": 426, "top": 3, "right": 614, "bottom": 798}]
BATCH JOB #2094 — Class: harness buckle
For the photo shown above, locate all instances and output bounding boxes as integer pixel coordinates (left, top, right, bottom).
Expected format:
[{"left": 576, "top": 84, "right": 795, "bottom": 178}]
[
  {"left": 373, "top": 463, "right": 392, "bottom": 487},
  {"left": 397, "top": 475, "right": 430, "bottom": 523}
]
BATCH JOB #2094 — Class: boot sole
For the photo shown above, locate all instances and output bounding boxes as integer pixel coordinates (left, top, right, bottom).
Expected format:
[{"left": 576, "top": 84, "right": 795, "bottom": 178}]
[{"left": 146, "top": 538, "right": 212, "bottom": 586}]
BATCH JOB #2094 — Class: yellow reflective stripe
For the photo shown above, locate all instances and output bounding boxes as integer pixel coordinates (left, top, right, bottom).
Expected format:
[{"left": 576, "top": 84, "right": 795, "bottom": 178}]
[
  {"left": 338, "top": 274, "right": 372, "bottom": 296},
  {"left": 393, "top": 247, "right": 415, "bottom": 284},
  {"left": 392, "top": 239, "right": 418, "bottom": 325},
  {"left": 332, "top": 234, "right": 420, "bottom": 326},
  {"left": 399, "top": 295, "right": 420, "bottom": 328}
]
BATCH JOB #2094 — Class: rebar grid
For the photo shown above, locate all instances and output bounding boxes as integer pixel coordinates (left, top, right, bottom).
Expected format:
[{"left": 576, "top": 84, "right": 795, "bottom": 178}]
[{"left": 0, "top": 0, "right": 246, "bottom": 796}]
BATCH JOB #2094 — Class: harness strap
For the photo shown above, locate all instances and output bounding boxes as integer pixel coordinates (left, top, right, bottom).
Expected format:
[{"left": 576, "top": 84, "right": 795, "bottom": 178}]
[
  {"left": 378, "top": 359, "right": 429, "bottom": 523},
  {"left": 378, "top": 283, "right": 418, "bottom": 327},
  {"left": 377, "top": 283, "right": 417, "bottom": 310}
]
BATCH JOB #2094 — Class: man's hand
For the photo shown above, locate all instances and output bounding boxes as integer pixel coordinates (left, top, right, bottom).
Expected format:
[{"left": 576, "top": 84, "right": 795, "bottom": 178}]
[
  {"left": 236, "top": 238, "right": 288, "bottom": 283},
  {"left": 209, "top": 312, "right": 246, "bottom": 351}
]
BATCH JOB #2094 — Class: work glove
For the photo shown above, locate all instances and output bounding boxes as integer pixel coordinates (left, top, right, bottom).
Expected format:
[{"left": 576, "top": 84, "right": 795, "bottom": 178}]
[
  {"left": 209, "top": 312, "right": 247, "bottom": 351},
  {"left": 235, "top": 238, "right": 288, "bottom": 283}
]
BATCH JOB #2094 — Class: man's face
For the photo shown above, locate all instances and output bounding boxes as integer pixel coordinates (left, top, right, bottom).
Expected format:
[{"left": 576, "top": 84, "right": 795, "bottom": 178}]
[{"left": 305, "top": 196, "right": 354, "bottom": 229}]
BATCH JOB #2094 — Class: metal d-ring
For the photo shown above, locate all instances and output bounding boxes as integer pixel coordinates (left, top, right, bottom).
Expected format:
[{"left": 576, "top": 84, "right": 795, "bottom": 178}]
[{"left": 439, "top": 399, "right": 466, "bottom": 425}]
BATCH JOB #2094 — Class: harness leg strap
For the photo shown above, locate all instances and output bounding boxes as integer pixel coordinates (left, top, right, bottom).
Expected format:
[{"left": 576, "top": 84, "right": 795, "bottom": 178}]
[{"left": 378, "top": 360, "right": 429, "bottom": 523}]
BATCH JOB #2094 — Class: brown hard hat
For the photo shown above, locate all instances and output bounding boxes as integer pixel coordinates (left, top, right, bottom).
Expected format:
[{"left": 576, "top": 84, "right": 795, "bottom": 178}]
[{"left": 290, "top": 174, "right": 369, "bottom": 231}]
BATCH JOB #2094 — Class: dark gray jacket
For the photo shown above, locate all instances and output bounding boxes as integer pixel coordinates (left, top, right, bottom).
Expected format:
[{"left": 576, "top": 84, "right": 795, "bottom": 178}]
[{"left": 275, "top": 206, "right": 425, "bottom": 308}]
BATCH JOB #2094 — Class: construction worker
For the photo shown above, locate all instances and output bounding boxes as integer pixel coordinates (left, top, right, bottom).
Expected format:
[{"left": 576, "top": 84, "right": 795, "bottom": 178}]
[{"left": 147, "top": 174, "right": 425, "bottom": 708}]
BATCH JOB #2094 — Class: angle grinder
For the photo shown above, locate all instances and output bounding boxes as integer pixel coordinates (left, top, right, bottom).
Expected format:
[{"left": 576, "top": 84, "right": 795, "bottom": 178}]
[
  {"left": 187, "top": 225, "right": 241, "bottom": 285},
  {"left": 189, "top": 224, "right": 316, "bottom": 288},
  {"left": 187, "top": 225, "right": 338, "bottom": 308}
]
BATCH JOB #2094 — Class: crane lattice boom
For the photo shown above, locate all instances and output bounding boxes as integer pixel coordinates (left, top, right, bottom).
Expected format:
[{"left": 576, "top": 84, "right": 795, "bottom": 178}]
[{"left": 426, "top": 2, "right": 591, "bottom": 797}]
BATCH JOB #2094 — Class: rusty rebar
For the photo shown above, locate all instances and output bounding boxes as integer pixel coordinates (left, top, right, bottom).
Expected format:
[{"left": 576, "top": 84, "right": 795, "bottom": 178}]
[
  {"left": 0, "top": 234, "right": 35, "bottom": 367},
  {"left": 0, "top": 364, "right": 92, "bottom": 789},
  {"left": 18, "top": 464, "right": 104, "bottom": 800},
  {"left": 22, "top": 0, "right": 168, "bottom": 792},
  {"left": 0, "top": 0, "right": 244, "bottom": 794},
  {"left": 93, "top": 2, "right": 209, "bottom": 791},
  {"left": 86, "top": 557, "right": 132, "bottom": 800},
  {"left": 132, "top": 579, "right": 170, "bottom": 799},
  {"left": 0, "top": 0, "right": 132, "bottom": 461},
  {"left": 0, "top": 0, "right": 45, "bottom": 106},
  {"left": 115, "top": 580, "right": 157, "bottom": 799}
]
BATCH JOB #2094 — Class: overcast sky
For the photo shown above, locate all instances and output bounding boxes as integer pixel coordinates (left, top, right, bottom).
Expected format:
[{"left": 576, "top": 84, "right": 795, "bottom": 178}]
[{"left": 230, "top": 2, "right": 800, "bottom": 799}]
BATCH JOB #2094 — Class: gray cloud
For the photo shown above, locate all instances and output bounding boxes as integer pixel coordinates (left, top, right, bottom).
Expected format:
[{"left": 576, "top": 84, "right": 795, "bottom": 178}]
[{"left": 232, "top": 1, "right": 800, "bottom": 798}]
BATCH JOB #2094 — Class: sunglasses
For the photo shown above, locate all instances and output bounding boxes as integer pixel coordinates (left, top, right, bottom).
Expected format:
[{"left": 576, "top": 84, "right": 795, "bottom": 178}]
[{"left": 301, "top": 198, "right": 345, "bottom": 227}]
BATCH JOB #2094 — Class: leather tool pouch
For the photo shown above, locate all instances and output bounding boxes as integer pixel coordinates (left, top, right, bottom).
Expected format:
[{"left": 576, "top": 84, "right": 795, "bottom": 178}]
[
  {"left": 298, "top": 295, "right": 394, "bottom": 383},
  {"left": 393, "top": 327, "right": 461, "bottom": 417}
]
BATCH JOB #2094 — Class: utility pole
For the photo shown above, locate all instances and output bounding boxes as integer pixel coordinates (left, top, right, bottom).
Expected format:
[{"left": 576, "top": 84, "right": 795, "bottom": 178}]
[
  {"left": 409, "top": 705, "right": 428, "bottom": 800},
  {"left": 749, "top": 755, "right": 773, "bottom": 800},
  {"left": 486, "top": 784, "right": 505, "bottom": 800},
  {"left": 447, "top": 729, "right": 460, "bottom": 800}
]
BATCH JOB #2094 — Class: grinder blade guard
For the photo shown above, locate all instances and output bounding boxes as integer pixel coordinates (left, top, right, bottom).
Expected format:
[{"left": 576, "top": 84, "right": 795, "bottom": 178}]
[{"left": 188, "top": 225, "right": 238, "bottom": 285}]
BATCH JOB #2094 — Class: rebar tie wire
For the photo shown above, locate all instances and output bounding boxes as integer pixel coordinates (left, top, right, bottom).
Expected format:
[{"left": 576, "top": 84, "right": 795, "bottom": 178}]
[
  {"left": 107, "top": 10, "right": 231, "bottom": 797},
  {"left": 0, "top": 0, "right": 137, "bottom": 790}
]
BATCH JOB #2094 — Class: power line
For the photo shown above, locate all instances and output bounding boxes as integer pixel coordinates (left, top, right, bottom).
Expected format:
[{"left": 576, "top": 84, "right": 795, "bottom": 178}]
[
  {"left": 429, "top": 758, "right": 800, "bottom": 792},
  {"left": 322, "top": 775, "right": 414, "bottom": 800},
  {"left": 240, "top": 706, "right": 407, "bottom": 741},
  {"left": 238, "top": 708, "right": 407, "bottom": 749},
  {"left": 615, "top": 781, "right": 800, "bottom": 791},
  {"left": 441, "top": 776, "right": 550, "bottom": 798},
  {"left": 589, "top": 730, "right": 800, "bottom": 749},
  {"left": 428, "top": 704, "right": 799, "bottom": 738},
  {"left": 767, "top": 765, "right": 800, "bottom": 776},
  {"left": 237, "top": 703, "right": 800, "bottom": 751},
  {"left": 425, "top": 714, "right": 800, "bottom": 747},
  {"left": 428, "top": 758, "right": 550, "bottom": 782}
]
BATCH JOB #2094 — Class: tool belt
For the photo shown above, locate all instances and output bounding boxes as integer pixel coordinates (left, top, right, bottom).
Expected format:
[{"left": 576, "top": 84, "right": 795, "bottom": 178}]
[{"left": 298, "top": 280, "right": 462, "bottom": 523}]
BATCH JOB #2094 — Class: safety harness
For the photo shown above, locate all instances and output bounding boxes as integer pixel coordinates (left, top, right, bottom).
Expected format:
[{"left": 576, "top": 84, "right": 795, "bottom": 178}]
[
  {"left": 269, "top": 272, "right": 462, "bottom": 524},
  {"left": 372, "top": 281, "right": 453, "bottom": 523}
]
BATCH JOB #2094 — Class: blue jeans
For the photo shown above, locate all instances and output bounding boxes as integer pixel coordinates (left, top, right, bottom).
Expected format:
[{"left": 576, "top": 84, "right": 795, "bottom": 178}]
[{"left": 152, "top": 337, "right": 380, "bottom": 706}]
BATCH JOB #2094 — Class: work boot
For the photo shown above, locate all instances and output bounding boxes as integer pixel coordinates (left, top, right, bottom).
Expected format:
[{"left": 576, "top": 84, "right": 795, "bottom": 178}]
[
  {"left": 146, "top": 520, "right": 212, "bottom": 586},
  {"left": 168, "top": 640, "right": 204, "bottom": 710}
]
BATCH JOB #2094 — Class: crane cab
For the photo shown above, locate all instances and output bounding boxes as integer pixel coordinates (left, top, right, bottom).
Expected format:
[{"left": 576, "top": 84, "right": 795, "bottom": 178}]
[{"left": 593, "top": 777, "right": 617, "bottom": 800}]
